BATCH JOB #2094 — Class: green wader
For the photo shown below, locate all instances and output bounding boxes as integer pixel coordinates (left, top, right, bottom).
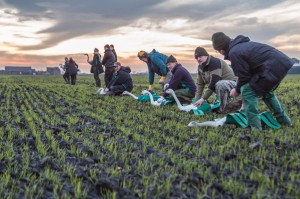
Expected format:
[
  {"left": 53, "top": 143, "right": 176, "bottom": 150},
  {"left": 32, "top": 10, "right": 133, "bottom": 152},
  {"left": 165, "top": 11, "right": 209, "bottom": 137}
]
[
  {"left": 241, "top": 83, "right": 292, "bottom": 131},
  {"left": 262, "top": 92, "right": 292, "bottom": 126},
  {"left": 173, "top": 89, "right": 194, "bottom": 104}
]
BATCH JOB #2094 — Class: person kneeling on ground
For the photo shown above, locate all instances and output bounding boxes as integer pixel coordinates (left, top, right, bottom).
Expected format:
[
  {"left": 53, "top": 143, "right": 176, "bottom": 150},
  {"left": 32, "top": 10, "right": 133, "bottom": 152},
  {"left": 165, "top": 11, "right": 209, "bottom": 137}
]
[
  {"left": 105, "top": 62, "right": 133, "bottom": 95},
  {"left": 193, "top": 47, "right": 239, "bottom": 113},
  {"left": 163, "top": 55, "right": 196, "bottom": 104}
]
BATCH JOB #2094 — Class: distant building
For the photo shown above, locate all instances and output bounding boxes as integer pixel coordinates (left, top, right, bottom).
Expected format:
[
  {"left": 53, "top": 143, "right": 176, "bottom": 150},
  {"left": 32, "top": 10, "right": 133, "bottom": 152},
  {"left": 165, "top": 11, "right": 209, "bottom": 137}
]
[
  {"left": 46, "top": 67, "right": 61, "bottom": 75},
  {"left": 4, "top": 66, "right": 35, "bottom": 75}
]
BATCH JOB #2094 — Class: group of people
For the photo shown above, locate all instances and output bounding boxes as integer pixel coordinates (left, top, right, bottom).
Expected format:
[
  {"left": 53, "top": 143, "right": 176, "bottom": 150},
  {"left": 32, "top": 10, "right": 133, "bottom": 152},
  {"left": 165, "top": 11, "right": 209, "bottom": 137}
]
[
  {"left": 61, "top": 57, "right": 79, "bottom": 85},
  {"left": 137, "top": 32, "right": 295, "bottom": 131},
  {"left": 62, "top": 33, "right": 295, "bottom": 131},
  {"left": 85, "top": 44, "right": 133, "bottom": 95}
]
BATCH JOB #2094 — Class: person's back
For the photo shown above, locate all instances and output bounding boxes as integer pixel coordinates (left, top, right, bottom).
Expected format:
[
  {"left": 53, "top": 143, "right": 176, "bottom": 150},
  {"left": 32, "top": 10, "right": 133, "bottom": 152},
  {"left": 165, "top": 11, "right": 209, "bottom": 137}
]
[
  {"left": 148, "top": 49, "right": 168, "bottom": 76},
  {"left": 228, "top": 35, "right": 294, "bottom": 95},
  {"left": 102, "top": 47, "right": 115, "bottom": 68}
]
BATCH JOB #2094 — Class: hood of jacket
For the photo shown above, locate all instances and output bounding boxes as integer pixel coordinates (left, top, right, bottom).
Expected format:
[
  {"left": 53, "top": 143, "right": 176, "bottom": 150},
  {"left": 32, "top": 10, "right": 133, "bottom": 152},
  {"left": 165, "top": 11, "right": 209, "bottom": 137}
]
[
  {"left": 224, "top": 35, "right": 250, "bottom": 60},
  {"left": 121, "top": 66, "right": 131, "bottom": 73}
]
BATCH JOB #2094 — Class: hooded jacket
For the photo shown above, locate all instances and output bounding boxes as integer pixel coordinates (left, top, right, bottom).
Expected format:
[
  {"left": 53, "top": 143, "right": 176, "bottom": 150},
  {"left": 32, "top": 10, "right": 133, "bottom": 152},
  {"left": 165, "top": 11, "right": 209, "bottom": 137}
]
[
  {"left": 147, "top": 49, "right": 168, "bottom": 84},
  {"left": 165, "top": 63, "right": 196, "bottom": 96},
  {"left": 107, "top": 66, "right": 133, "bottom": 91},
  {"left": 225, "top": 35, "right": 294, "bottom": 95}
]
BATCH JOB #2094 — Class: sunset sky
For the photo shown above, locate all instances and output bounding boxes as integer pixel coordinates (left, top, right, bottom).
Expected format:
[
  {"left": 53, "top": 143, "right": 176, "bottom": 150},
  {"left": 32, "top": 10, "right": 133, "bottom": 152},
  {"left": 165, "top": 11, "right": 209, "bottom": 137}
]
[{"left": 0, "top": 0, "right": 300, "bottom": 73}]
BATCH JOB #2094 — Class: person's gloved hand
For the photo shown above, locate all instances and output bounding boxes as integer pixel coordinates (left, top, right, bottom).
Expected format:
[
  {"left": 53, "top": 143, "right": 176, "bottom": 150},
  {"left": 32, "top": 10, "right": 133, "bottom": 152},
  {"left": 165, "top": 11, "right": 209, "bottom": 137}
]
[
  {"left": 163, "top": 83, "right": 169, "bottom": 91},
  {"left": 148, "top": 84, "right": 153, "bottom": 91}
]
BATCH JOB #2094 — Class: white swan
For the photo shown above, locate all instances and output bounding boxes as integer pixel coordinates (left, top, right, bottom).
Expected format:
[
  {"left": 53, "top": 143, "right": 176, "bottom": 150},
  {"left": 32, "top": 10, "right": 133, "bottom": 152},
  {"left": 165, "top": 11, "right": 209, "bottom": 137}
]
[
  {"left": 142, "top": 90, "right": 162, "bottom": 106},
  {"left": 122, "top": 91, "right": 138, "bottom": 100},
  {"left": 188, "top": 117, "right": 226, "bottom": 127},
  {"left": 95, "top": 88, "right": 106, "bottom": 95},
  {"left": 165, "top": 89, "right": 198, "bottom": 112}
]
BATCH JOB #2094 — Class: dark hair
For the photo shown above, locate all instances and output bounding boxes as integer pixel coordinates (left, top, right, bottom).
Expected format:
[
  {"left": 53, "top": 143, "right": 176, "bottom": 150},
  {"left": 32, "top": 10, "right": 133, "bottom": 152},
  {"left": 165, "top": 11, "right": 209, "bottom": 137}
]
[
  {"left": 110, "top": 44, "right": 114, "bottom": 48},
  {"left": 104, "top": 44, "right": 110, "bottom": 49}
]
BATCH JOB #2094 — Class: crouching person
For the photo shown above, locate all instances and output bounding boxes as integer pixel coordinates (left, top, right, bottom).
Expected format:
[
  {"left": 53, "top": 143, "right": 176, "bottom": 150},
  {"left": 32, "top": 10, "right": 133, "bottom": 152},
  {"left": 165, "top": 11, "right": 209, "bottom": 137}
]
[
  {"left": 193, "top": 47, "right": 238, "bottom": 113},
  {"left": 105, "top": 62, "right": 133, "bottom": 95},
  {"left": 163, "top": 55, "right": 196, "bottom": 104}
]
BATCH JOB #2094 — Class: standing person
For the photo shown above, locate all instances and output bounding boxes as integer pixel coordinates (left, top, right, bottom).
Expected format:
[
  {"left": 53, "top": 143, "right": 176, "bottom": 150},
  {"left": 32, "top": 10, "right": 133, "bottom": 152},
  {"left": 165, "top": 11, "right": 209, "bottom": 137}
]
[
  {"left": 193, "top": 47, "right": 238, "bottom": 113},
  {"left": 68, "top": 57, "right": 79, "bottom": 85},
  {"left": 212, "top": 32, "right": 294, "bottom": 131},
  {"left": 62, "top": 57, "right": 70, "bottom": 84},
  {"left": 110, "top": 44, "right": 117, "bottom": 62},
  {"left": 102, "top": 44, "right": 115, "bottom": 87},
  {"left": 105, "top": 62, "right": 133, "bottom": 95},
  {"left": 86, "top": 48, "right": 104, "bottom": 87},
  {"left": 137, "top": 49, "right": 172, "bottom": 91},
  {"left": 162, "top": 55, "right": 196, "bottom": 104}
]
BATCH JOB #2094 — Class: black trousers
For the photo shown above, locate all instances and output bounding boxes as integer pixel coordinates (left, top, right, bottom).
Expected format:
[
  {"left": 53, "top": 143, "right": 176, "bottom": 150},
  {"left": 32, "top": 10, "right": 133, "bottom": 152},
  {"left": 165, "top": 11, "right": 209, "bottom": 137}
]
[
  {"left": 70, "top": 75, "right": 77, "bottom": 85},
  {"left": 63, "top": 72, "right": 70, "bottom": 83},
  {"left": 105, "top": 67, "right": 115, "bottom": 87},
  {"left": 92, "top": 67, "right": 101, "bottom": 87}
]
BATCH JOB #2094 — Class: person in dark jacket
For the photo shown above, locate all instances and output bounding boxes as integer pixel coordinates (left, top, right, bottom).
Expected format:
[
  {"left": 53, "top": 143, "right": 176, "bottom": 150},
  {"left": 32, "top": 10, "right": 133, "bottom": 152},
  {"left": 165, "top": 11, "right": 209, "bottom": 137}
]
[
  {"left": 86, "top": 48, "right": 104, "bottom": 87},
  {"left": 193, "top": 47, "right": 238, "bottom": 113},
  {"left": 110, "top": 44, "right": 117, "bottom": 62},
  {"left": 163, "top": 55, "right": 196, "bottom": 104},
  {"left": 102, "top": 44, "right": 116, "bottom": 87},
  {"left": 62, "top": 57, "right": 70, "bottom": 84},
  {"left": 68, "top": 57, "right": 79, "bottom": 85},
  {"left": 137, "top": 49, "right": 172, "bottom": 91},
  {"left": 212, "top": 32, "right": 294, "bottom": 131},
  {"left": 105, "top": 62, "right": 133, "bottom": 95}
]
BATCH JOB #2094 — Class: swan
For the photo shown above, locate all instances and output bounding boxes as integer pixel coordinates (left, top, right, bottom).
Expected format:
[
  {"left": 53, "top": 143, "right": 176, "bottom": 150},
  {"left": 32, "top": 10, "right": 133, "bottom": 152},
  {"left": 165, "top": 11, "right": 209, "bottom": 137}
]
[
  {"left": 188, "top": 117, "right": 226, "bottom": 127},
  {"left": 142, "top": 90, "right": 162, "bottom": 106},
  {"left": 84, "top": 53, "right": 93, "bottom": 65},
  {"left": 122, "top": 91, "right": 138, "bottom": 100},
  {"left": 165, "top": 89, "right": 198, "bottom": 112},
  {"left": 95, "top": 88, "right": 106, "bottom": 95}
]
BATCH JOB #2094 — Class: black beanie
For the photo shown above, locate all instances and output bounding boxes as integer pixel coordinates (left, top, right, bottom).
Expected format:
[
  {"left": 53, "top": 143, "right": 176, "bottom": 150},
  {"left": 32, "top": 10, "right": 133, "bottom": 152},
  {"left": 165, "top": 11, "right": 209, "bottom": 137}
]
[
  {"left": 212, "top": 32, "right": 231, "bottom": 51},
  {"left": 166, "top": 55, "right": 177, "bottom": 64},
  {"left": 194, "top": 47, "right": 209, "bottom": 58}
]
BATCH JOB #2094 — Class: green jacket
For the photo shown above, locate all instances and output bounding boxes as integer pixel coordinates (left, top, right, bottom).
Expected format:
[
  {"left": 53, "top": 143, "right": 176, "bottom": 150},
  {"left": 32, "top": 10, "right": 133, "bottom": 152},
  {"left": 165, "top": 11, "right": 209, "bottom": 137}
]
[{"left": 195, "top": 55, "right": 237, "bottom": 99}]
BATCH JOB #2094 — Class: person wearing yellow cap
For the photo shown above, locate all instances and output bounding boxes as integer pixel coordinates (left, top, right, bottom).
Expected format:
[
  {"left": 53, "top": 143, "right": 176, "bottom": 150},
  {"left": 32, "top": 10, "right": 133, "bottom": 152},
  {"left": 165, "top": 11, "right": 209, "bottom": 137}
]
[{"left": 137, "top": 49, "right": 172, "bottom": 91}]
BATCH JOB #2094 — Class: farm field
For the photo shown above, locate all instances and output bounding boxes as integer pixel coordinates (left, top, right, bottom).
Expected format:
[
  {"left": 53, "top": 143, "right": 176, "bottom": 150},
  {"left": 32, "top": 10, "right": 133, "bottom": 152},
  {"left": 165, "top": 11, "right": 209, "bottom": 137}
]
[{"left": 0, "top": 74, "right": 300, "bottom": 198}]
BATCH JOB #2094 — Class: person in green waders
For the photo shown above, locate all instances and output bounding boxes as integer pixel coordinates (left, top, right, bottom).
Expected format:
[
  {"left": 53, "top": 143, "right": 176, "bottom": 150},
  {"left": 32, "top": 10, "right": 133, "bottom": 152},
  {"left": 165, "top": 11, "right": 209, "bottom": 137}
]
[{"left": 212, "top": 32, "right": 295, "bottom": 131}]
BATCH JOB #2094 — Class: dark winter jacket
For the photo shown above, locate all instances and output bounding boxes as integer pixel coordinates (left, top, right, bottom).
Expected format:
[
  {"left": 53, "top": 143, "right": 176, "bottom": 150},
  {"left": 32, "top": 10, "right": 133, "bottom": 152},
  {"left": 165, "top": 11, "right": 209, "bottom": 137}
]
[
  {"left": 147, "top": 49, "right": 169, "bottom": 84},
  {"left": 224, "top": 35, "right": 294, "bottom": 96},
  {"left": 164, "top": 64, "right": 196, "bottom": 97},
  {"left": 196, "top": 55, "right": 237, "bottom": 99},
  {"left": 92, "top": 53, "right": 104, "bottom": 74},
  {"left": 102, "top": 49, "right": 115, "bottom": 68},
  {"left": 107, "top": 66, "right": 133, "bottom": 91},
  {"left": 67, "top": 60, "right": 79, "bottom": 76}
]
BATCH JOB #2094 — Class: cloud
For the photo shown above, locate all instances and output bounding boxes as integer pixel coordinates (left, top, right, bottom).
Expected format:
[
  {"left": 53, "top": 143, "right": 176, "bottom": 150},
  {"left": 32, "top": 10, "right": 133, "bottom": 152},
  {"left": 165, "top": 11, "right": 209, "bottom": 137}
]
[{"left": 1, "top": 0, "right": 300, "bottom": 72}]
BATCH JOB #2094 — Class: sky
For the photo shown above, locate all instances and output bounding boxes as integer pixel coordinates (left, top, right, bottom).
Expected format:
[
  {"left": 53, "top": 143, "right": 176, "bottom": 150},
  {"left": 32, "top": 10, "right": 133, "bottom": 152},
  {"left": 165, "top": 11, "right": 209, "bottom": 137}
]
[{"left": 0, "top": 0, "right": 300, "bottom": 73}]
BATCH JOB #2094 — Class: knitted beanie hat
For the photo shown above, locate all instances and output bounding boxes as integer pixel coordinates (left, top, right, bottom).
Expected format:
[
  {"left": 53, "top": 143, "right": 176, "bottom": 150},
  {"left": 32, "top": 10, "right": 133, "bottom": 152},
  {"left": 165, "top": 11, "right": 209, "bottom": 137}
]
[
  {"left": 166, "top": 55, "right": 177, "bottom": 64},
  {"left": 137, "top": 50, "right": 148, "bottom": 60},
  {"left": 212, "top": 32, "right": 231, "bottom": 51},
  {"left": 194, "top": 47, "right": 209, "bottom": 58}
]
